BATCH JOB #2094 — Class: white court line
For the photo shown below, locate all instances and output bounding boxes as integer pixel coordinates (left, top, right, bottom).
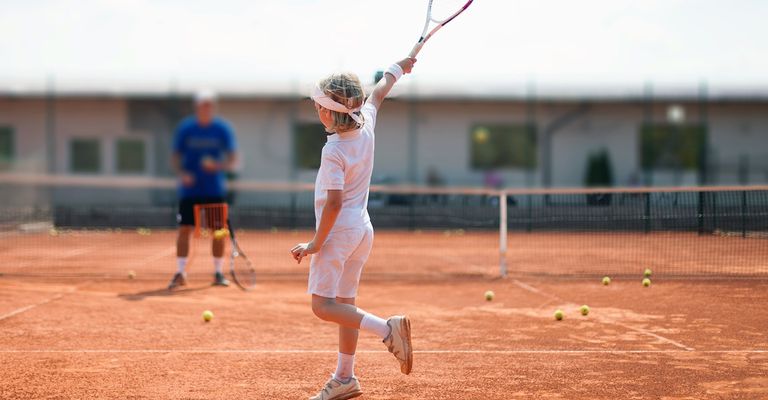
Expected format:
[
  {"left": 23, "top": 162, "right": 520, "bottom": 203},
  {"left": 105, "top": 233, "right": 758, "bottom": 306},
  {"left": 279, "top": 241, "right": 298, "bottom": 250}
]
[
  {"left": 0, "top": 349, "right": 765, "bottom": 355},
  {"left": 0, "top": 247, "right": 174, "bottom": 323},
  {"left": 512, "top": 279, "right": 695, "bottom": 351},
  {"left": 0, "top": 294, "right": 66, "bottom": 322}
]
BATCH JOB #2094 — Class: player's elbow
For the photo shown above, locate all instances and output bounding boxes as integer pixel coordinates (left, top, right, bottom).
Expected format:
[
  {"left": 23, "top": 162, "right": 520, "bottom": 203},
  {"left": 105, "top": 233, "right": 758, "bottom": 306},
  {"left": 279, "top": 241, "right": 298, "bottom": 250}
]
[
  {"left": 326, "top": 191, "right": 343, "bottom": 211},
  {"left": 326, "top": 198, "right": 343, "bottom": 212}
]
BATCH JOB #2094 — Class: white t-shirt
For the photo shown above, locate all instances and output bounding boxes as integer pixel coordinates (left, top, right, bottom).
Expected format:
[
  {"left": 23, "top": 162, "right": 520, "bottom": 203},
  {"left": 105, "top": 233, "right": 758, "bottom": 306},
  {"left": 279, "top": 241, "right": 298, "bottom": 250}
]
[{"left": 314, "top": 101, "right": 378, "bottom": 232}]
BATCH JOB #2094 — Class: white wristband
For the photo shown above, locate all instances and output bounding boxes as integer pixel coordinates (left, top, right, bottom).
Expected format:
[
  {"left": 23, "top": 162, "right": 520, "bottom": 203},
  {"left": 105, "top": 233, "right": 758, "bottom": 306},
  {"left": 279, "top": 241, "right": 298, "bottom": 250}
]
[{"left": 385, "top": 63, "right": 404, "bottom": 81}]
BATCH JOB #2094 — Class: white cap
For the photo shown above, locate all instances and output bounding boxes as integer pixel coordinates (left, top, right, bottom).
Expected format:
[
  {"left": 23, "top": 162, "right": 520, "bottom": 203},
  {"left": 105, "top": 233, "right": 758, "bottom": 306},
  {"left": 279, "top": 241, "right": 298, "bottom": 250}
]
[{"left": 195, "top": 89, "right": 217, "bottom": 105}]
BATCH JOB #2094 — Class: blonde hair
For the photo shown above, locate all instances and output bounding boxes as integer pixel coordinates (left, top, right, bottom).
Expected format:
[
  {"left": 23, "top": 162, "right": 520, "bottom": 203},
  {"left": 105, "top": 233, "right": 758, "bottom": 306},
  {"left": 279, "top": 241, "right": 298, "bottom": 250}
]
[{"left": 317, "top": 73, "right": 366, "bottom": 133}]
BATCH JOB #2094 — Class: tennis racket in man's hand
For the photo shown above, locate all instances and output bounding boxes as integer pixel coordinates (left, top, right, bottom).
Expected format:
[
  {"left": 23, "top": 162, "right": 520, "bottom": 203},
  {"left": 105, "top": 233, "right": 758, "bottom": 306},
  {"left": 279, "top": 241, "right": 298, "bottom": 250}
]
[
  {"left": 227, "top": 219, "right": 256, "bottom": 291},
  {"left": 409, "top": 0, "right": 474, "bottom": 58}
]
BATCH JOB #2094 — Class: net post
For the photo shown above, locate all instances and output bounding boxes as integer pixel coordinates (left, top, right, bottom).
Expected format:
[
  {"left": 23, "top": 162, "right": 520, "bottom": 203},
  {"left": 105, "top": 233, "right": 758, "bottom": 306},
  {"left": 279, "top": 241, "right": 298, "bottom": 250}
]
[{"left": 499, "top": 191, "right": 508, "bottom": 277}]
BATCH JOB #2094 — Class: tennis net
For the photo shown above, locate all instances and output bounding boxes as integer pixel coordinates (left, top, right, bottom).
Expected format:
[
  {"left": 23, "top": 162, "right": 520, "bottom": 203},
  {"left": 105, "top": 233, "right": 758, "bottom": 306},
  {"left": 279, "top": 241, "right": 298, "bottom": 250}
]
[{"left": 0, "top": 173, "right": 766, "bottom": 282}]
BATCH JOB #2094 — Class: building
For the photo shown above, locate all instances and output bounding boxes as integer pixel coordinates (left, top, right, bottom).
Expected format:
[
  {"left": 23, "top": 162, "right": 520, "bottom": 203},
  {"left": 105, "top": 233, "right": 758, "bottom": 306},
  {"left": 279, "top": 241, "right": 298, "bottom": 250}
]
[{"left": 1, "top": 85, "right": 767, "bottom": 191}]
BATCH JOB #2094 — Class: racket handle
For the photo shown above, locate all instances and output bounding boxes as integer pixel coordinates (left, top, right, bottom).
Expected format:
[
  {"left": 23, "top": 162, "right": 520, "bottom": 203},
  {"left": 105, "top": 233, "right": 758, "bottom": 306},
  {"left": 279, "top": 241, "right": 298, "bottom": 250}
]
[{"left": 409, "top": 41, "right": 425, "bottom": 59}]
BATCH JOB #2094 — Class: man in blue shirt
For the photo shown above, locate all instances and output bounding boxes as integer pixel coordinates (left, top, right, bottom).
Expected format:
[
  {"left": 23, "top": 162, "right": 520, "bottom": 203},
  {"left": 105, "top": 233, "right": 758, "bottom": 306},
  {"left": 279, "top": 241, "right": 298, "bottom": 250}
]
[{"left": 168, "top": 90, "right": 238, "bottom": 290}]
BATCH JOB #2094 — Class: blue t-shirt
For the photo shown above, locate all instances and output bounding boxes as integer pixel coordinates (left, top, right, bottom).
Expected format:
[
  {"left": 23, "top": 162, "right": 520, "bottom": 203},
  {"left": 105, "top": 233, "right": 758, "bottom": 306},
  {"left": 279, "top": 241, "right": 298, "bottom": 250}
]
[{"left": 173, "top": 116, "right": 237, "bottom": 199}]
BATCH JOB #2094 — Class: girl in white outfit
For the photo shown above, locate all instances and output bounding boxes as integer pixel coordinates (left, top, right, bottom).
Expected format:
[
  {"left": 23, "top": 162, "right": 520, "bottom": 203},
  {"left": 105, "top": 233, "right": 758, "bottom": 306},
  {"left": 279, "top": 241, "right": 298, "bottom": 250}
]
[{"left": 291, "top": 57, "right": 416, "bottom": 400}]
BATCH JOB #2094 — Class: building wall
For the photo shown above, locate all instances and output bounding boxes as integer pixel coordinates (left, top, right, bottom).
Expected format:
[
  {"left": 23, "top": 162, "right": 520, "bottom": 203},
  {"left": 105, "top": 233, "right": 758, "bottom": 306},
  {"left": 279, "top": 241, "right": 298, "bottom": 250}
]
[{"left": 1, "top": 96, "right": 767, "bottom": 195}]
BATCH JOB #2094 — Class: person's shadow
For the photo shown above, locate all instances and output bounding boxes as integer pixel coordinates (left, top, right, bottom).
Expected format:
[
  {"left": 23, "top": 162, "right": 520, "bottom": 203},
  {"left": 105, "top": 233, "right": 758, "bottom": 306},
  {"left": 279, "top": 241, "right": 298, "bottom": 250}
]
[{"left": 118, "top": 285, "right": 213, "bottom": 301}]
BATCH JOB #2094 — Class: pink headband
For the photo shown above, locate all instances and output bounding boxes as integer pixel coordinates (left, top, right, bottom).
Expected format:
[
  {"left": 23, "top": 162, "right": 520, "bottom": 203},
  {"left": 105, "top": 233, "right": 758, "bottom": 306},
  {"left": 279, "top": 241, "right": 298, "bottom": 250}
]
[{"left": 310, "top": 85, "right": 364, "bottom": 126}]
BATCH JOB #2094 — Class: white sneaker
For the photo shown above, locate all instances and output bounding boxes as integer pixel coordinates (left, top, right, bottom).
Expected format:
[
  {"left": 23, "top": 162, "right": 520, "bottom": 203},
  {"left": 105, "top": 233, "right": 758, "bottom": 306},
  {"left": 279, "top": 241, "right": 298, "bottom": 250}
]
[
  {"left": 383, "top": 315, "right": 413, "bottom": 375},
  {"left": 309, "top": 376, "right": 362, "bottom": 400}
]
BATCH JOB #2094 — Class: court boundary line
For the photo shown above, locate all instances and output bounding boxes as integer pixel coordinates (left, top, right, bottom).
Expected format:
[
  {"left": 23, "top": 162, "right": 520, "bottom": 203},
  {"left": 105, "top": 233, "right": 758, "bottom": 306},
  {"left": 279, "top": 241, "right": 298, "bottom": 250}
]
[
  {"left": 511, "top": 279, "right": 696, "bottom": 351},
  {"left": 0, "top": 349, "right": 765, "bottom": 355},
  {"left": 0, "top": 247, "right": 174, "bottom": 323},
  {"left": 0, "top": 294, "right": 66, "bottom": 322}
]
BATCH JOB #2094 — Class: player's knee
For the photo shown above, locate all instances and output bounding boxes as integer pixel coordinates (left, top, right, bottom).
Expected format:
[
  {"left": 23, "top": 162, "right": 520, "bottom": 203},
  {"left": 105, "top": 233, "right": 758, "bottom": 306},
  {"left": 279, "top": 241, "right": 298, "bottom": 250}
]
[{"left": 311, "top": 298, "right": 335, "bottom": 321}]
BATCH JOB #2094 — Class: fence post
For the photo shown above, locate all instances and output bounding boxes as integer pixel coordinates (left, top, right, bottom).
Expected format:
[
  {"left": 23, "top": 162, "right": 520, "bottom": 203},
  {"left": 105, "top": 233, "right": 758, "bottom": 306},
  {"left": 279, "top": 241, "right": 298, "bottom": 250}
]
[
  {"left": 499, "top": 191, "right": 508, "bottom": 277},
  {"left": 697, "top": 191, "right": 704, "bottom": 235},
  {"left": 741, "top": 190, "right": 747, "bottom": 238},
  {"left": 644, "top": 192, "right": 651, "bottom": 234}
]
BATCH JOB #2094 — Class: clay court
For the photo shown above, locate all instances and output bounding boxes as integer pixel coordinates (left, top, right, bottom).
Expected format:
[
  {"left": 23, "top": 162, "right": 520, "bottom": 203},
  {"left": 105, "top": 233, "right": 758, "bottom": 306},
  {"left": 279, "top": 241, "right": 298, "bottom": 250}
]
[{"left": 2, "top": 230, "right": 768, "bottom": 399}]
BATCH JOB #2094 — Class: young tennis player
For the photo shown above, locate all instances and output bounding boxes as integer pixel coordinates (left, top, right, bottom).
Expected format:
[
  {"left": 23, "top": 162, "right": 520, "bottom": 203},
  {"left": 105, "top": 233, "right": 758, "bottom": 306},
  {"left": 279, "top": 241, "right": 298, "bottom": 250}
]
[{"left": 290, "top": 58, "right": 415, "bottom": 400}]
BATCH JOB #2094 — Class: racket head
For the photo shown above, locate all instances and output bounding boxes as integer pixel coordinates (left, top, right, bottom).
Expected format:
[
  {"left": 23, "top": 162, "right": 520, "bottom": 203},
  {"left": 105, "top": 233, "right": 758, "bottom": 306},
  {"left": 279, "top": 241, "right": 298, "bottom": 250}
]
[
  {"left": 429, "top": 0, "right": 474, "bottom": 24},
  {"left": 411, "top": 0, "right": 474, "bottom": 57},
  {"left": 230, "top": 241, "right": 256, "bottom": 291}
]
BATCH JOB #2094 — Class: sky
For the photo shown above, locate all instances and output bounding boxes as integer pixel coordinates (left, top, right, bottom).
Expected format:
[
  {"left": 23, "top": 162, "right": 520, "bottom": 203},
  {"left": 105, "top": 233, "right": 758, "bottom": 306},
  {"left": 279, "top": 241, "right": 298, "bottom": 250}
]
[{"left": 1, "top": 0, "right": 767, "bottom": 93}]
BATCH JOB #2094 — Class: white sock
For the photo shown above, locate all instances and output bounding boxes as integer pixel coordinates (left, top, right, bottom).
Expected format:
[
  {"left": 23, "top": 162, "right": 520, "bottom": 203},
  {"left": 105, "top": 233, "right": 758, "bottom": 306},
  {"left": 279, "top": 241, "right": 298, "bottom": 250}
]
[
  {"left": 333, "top": 352, "right": 355, "bottom": 382},
  {"left": 213, "top": 257, "right": 223, "bottom": 274},
  {"left": 177, "top": 257, "right": 187, "bottom": 275},
  {"left": 360, "top": 312, "right": 390, "bottom": 339}
]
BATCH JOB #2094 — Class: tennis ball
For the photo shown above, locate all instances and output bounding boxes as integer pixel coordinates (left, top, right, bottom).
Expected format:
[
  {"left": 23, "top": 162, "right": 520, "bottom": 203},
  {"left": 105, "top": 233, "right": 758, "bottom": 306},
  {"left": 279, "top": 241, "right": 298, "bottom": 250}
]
[
  {"left": 484, "top": 290, "right": 495, "bottom": 301},
  {"left": 48, "top": 228, "right": 58, "bottom": 236},
  {"left": 202, "top": 310, "right": 214, "bottom": 322},
  {"left": 644, "top": 268, "right": 652, "bottom": 278},
  {"left": 213, "top": 229, "right": 228, "bottom": 240},
  {"left": 128, "top": 271, "right": 136, "bottom": 279},
  {"left": 602, "top": 276, "right": 611, "bottom": 286},
  {"left": 554, "top": 309, "right": 564, "bottom": 321},
  {"left": 580, "top": 305, "right": 590, "bottom": 316},
  {"left": 474, "top": 128, "right": 489, "bottom": 144},
  {"left": 642, "top": 278, "right": 651, "bottom": 287},
  {"left": 201, "top": 156, "right": 216, "bottom": 168}
]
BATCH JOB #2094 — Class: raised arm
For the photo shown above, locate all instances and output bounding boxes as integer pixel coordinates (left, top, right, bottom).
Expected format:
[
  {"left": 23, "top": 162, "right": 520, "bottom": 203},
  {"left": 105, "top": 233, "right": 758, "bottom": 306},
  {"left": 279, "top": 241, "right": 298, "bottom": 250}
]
[{"left": 368, "top": 57, "right": 416, "bottom": 110}]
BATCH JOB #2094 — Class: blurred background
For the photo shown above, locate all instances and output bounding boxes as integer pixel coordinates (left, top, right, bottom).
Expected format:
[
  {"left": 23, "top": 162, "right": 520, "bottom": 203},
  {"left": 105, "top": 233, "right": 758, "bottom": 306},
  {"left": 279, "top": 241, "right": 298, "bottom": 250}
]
[
  {"left": 1, "top": 0, "right": 767, "bottom": 189},
  {"left": 0, "top": 0, "right": 766, "bottom": 279}
]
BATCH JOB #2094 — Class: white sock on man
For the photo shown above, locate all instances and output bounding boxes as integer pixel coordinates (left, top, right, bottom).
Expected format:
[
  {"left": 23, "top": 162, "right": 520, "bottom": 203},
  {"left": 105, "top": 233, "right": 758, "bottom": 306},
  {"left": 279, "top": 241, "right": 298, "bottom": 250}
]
[
  {"left": 360, "top": 312, "right": 390, "bottom": 339},
  {"left": 213, "top": 257, "right": 224, "bottom": 274},
  {"left": 333, "top": 352, "right": 355, "bottom": 382},
  {"left": 177, "top": 257, "right": 187, "bottom": 275}
]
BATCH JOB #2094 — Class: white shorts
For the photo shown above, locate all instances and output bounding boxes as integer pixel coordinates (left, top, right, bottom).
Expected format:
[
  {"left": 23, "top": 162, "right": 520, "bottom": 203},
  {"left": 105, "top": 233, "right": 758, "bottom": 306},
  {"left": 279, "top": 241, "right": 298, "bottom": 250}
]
[{"left": 307, "top": 222, "right": 374, "bottom": 299}]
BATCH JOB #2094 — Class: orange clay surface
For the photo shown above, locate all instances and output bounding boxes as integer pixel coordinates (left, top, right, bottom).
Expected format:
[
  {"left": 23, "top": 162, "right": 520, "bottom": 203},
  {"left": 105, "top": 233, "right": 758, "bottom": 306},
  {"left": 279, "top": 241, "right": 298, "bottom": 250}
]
[{"left": 1, "top": 230, "right": 768, "bottom": 399}]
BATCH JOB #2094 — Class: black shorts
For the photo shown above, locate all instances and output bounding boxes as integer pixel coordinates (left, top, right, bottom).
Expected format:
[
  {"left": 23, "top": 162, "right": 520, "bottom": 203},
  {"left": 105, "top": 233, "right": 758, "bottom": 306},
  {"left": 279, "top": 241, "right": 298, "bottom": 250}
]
[{"left": 177, "top": 197, "right": 226, "bottom": 226}]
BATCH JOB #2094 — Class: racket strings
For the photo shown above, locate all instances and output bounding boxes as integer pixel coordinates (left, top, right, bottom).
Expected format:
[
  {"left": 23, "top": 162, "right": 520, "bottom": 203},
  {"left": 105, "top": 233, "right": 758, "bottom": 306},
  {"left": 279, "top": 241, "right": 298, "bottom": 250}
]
[
  {"left": 429, "top": 0, "right": 470, "bottom": 23},
  {"left": 231, "top": 250, "right": 256, "bottom": 288}
]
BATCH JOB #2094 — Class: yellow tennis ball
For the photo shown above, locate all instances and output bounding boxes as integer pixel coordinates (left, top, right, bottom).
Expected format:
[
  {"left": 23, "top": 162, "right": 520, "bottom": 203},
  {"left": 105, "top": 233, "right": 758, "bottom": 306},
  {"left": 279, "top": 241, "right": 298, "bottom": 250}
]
[
  {"left": 201, "top": 156, "right": 216, "bottom": 168},
  {"left": 128, "top": 271, "right": 136, "bottom": 279},
  {"left": 580, "top": 305, "right": 590, "bottom": 316},
  {"left": 644, "top": 268, "right": 652, "bottom": 278},
  {"left": 602, "top": 276, "right": 611, "bottom": 286},
  {"left": 202, "top": 310, "right": 214, "bottom": 322},
  {"left": 484, "top": 290, "right": 495, "bottom": 301},
  {"left": 642, "top": 278, "right": 651, "bottom": 287},
  {"left": 473, "top": 128, "right": 489, "bottom": 143},
  {"left": 213, "top": 229, "right": 228, "bottom": 240},
  {"left": 554, "top": 309, "right": 564, "bottom": 321}
]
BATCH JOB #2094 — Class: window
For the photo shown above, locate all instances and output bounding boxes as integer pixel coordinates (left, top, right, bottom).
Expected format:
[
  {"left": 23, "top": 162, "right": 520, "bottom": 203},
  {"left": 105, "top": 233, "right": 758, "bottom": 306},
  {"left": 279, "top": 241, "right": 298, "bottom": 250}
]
[
  {"left": 0, "top": 127, "right": 13, "bottom": 168},
  {"left": 70, "top": 138, "right": 101, "bottom": 173},
  {"left": 116, "top": 139, "right": 146, "bottom": 174},
  {"left": 470, "top": 124, "right": 537, "bottom": 170},
  {"left": 294, "top": 123, "right": 327, "bottom": 169},
  {"left": 640, "top": 124, "right": 706, "bottom": 170}
]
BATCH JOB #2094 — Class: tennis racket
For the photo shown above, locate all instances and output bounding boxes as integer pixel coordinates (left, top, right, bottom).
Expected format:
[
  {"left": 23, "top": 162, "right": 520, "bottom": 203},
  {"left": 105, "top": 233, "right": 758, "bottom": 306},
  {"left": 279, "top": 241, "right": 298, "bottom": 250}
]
[
  {"left": 409, "top": 0, "right": 474, "bottom": 58},
  {"left": 227, "top": 219, "right": 256, "bottom": 291}
]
